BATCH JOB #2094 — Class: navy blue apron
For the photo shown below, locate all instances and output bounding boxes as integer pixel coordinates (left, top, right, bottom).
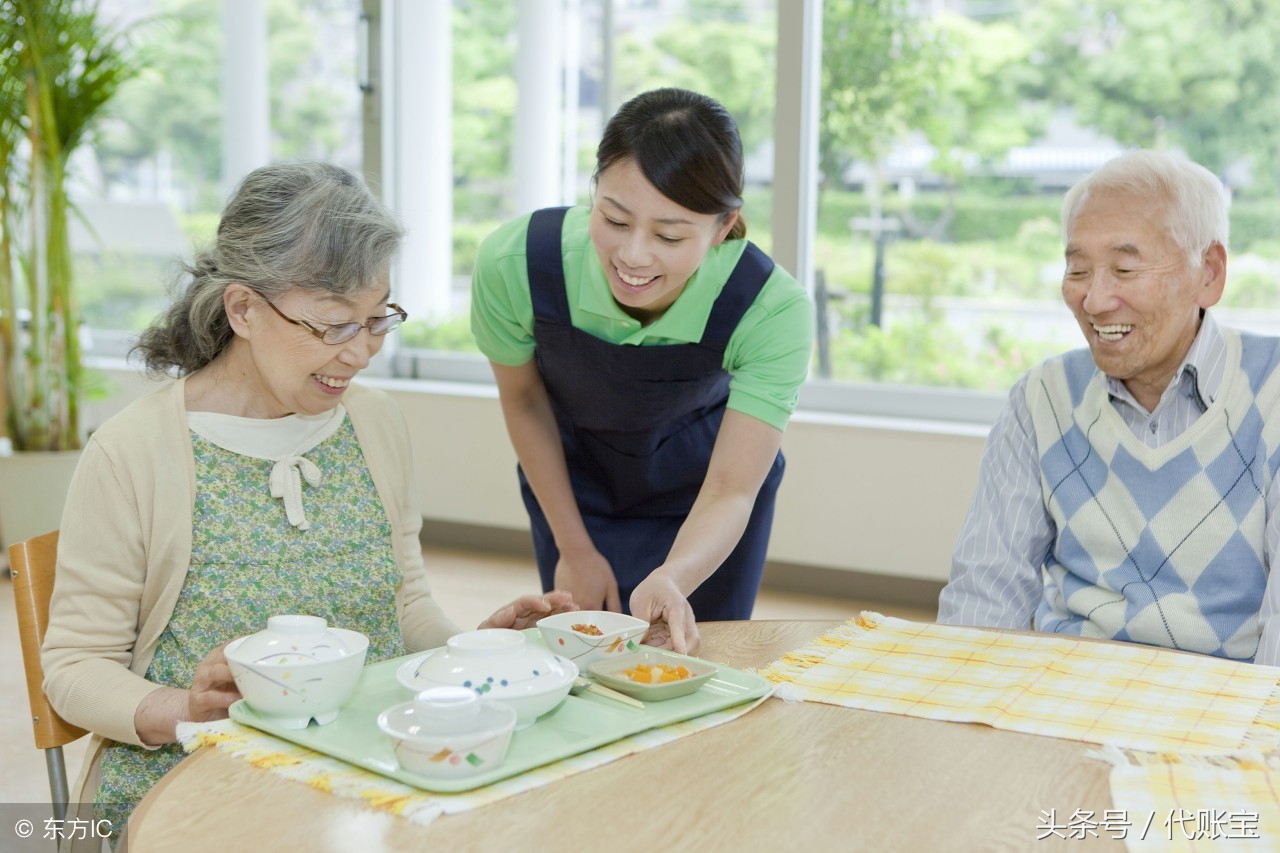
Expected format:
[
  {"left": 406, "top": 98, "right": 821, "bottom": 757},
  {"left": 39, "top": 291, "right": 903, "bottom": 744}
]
[{"left": 517, "top": 206, "right": 785, "bottom": 620}]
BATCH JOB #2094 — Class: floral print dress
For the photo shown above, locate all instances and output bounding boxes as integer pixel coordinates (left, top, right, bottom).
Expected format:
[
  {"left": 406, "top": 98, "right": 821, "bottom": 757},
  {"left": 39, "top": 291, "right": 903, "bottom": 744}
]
[{"left": 96, "top": 417, "right": 404, "bottom": 837}]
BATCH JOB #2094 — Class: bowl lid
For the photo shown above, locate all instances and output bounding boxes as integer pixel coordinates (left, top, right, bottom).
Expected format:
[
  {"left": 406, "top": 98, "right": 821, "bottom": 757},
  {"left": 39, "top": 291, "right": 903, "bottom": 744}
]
[
  {"left": 378, "top": 693, "right": 517, "bottom": 739},
  {"left": 414, "top": 686, "right": 480, "bottom": 718},
  {"left": 226, "top": 615, "right": 366, "bottom": 665},
  {"left": 398, "top": 630, "right": 576, "bottom": 697}
]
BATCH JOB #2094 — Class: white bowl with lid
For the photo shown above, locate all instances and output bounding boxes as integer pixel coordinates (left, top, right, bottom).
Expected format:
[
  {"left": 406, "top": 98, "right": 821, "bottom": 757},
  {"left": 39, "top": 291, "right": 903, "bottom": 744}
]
[
  {"left": 395, "top": 628, "right": 577, "bottom": 729},
  {"left": 377, "top": 686, "right": 517, "bottom": 778},
  {"left": 225, "top": 615, "right": 369, "bottom": 729}
]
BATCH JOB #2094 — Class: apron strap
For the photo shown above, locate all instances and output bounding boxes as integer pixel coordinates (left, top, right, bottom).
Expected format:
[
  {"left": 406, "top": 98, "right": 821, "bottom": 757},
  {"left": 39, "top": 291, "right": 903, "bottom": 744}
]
[
  {"left": 526, "top": 206, "right": 572, "bottom": 325},
  {"left": 698, "top": 242, "right": 775, "bottom": 351}
]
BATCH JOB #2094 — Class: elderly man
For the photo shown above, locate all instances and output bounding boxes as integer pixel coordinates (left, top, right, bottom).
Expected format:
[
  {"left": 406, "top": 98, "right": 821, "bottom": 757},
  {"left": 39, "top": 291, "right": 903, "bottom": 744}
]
[{"left": 938, "top": 150, "right": 1280, "bottom": 665}]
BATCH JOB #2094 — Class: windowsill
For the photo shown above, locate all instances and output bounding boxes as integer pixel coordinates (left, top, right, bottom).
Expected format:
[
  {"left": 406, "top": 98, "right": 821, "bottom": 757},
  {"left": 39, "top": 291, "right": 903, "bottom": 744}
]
[
  {"left": 788, "top": 408, "right": 990, "bottom": 438},
  {"left": 86, "top": 352, "right": 997, "bottom": 437}
]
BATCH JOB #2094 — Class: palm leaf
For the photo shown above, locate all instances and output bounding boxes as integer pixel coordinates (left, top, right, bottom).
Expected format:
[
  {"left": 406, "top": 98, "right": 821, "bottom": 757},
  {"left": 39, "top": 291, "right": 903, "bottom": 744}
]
[{"left": 0, "top": 0, "right": 137, "bottom": 450}]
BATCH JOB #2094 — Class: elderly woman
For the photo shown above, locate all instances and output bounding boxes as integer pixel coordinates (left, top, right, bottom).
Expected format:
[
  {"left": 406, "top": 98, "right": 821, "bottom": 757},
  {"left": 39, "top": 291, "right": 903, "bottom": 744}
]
[{"left": 41, "top": 162, "right": 575, "bottom": 843}]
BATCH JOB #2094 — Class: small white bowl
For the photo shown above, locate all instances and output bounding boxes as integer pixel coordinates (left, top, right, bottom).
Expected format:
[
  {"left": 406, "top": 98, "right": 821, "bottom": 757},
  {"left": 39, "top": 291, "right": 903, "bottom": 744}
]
[
  {"left": 225, "top": 615, "right": 369, "bottom": 729},
  {"left": 378, "top": 687, "right": 517, "bottom": 778},
  {"left": 537, "top": 610, "right": 648, "bottom": 669},
  {"left": 396, "top": 628, "right": 576, "bottom": 729}
]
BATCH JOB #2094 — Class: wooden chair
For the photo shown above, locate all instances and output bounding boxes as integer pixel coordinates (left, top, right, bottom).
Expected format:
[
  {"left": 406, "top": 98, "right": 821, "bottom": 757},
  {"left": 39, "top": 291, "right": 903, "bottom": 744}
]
[{"left": 10, "top": 530, "right": 87, "bottom": 823}]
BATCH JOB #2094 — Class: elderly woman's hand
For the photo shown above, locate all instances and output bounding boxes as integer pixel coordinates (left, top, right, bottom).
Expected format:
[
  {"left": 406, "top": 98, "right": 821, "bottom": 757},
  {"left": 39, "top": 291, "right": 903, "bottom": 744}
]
[
  {"left": 187, "top": 644, "right": 242, "bottom": 722},
  {"left": 134, "top": 643, "right": 241, "bottom": 747},
  {"left": 478, "top": 591, "right": 578, "bottom": 631}
]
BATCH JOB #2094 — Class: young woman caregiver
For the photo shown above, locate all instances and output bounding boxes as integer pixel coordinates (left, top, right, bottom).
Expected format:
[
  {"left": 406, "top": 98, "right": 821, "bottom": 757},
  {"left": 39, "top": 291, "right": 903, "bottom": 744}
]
[{"left": 470, "top": 88, "right": 813, "bottom": 653}]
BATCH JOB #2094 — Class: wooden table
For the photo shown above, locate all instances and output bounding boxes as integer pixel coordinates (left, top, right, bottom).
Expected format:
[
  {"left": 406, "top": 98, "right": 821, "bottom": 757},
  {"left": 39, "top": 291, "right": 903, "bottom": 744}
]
[{"left": 130, "top": 620, "right": 1121, "bottom": 851}]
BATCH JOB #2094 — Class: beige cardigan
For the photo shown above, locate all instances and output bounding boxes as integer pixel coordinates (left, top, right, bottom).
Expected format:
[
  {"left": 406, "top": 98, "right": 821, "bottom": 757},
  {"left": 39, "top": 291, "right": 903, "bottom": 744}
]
[{"left": 41, "top": 377, "right": 460, "bottom": 802}]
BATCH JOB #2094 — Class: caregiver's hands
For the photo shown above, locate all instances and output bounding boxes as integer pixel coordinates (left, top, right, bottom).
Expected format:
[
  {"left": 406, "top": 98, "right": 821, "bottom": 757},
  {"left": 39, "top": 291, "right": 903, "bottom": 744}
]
[
  {"left": 554, "top": 546, "right": 622, "bottom": 612},
  {"left": 630, "top": 573, "right": 700, "bottom": 655}
]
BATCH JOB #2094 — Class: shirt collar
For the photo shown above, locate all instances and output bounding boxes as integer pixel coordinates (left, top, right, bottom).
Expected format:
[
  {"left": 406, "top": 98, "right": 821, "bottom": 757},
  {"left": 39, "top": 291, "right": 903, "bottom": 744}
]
[{"left": 1104, "top": 311, "right": 1225, "bottom": 410}]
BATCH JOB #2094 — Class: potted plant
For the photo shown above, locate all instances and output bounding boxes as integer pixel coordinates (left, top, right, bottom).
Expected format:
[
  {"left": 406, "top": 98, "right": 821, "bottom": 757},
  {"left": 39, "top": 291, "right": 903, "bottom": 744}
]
[{"left": 0, "top": 0, "right": 134, "bottom": 549}]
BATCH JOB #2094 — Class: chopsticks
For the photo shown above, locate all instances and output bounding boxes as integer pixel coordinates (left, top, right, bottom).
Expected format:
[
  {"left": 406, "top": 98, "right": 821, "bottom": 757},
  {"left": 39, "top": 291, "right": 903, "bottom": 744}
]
[{"left": 576, "top": 677, "right": 645, "bottom": 709}]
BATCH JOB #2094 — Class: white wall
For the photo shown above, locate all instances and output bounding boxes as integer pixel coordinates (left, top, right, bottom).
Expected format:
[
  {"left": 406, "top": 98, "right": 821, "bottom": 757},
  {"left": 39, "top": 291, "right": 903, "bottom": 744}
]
[
  {"left": 386, "top": 381, "right": 988, "bottom": 583},
  {"left": 89, "top": 364, "right": 987, "bottom": 585},
  {"left": 769, "top": 412, "right": 985, "bottom": 582}
]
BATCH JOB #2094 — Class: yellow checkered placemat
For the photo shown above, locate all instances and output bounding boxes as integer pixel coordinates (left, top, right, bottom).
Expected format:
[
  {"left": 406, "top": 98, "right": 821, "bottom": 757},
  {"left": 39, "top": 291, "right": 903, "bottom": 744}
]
[
  {"left": 1089, "top": 747, "right": 1280, "bottom": 851},
  {"left": 176, "top": 693, "right": 768, "bottom": 826},
  {"left": 760, "top": 613, "right": 1280, "bottom": 754}
]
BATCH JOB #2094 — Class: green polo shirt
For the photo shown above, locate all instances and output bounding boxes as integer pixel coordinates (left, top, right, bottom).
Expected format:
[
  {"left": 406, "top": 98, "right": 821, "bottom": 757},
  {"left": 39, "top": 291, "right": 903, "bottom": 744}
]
[{"left": 470, "top": 207, "right": 813, "bottom": 431}]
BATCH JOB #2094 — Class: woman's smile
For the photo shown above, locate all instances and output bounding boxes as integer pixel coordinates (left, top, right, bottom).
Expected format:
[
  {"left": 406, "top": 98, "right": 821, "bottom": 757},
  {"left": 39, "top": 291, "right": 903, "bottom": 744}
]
[
  {"left": 612, "top": 264, "right": 663, "bottom": 295},
  {"left": 312, "top": 373, "right": 351, "bottom": 394}
]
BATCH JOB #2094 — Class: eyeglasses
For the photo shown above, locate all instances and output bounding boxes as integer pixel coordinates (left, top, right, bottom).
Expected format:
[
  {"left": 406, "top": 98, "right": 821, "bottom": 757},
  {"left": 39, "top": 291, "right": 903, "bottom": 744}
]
[{"left": 261, "top": 297, "right": 408, "bottom": 344}]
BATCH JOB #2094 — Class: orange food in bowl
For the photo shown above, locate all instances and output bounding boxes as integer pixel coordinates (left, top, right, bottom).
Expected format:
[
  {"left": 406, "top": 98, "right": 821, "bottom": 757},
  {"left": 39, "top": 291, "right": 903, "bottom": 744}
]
[
  {"left": 571, "top": 623, "right": 604, "bottom": 636},
  {"left": 623, "top": 663, "right": 692, "bottom": 684}
]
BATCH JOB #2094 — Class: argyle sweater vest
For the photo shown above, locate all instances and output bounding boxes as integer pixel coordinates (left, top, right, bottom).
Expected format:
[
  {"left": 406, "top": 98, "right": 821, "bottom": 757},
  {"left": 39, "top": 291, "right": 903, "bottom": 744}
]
[{"left": 1028, "top": 330, "right": 1280, "bottom": 661}]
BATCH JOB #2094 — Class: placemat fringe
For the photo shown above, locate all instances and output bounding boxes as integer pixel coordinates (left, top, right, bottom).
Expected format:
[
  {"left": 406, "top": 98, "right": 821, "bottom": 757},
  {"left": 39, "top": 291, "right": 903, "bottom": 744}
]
[
  {"left": 1088, "top": 744, "right": 1279, "bottom": 770},
  {"left": 758, "top": 612, "right": 884, "bottom": 683},
  {"left": 1242, "top": 684, "right": 1280, "bottom": 751}
]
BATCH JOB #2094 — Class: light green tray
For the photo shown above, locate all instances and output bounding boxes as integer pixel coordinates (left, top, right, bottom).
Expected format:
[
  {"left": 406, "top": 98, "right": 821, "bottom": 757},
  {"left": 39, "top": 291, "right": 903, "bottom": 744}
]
[{"left": 227, "top": 630, "right": 771, "bottom": 792}]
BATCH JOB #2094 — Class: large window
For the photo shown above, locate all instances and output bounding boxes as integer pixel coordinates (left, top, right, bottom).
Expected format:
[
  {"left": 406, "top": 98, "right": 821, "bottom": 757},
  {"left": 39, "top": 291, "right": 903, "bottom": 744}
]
[
  {"left": 78, "top": 1, "right": 1280, "bottom": 427},
  {"left": 400, "top": 0, "right": 777, "bottom": 354},
  {"left": 811, "top": 0, "right": 1280, "bottom": 400},
  {"left": 79, "top": 0, "right": 362, "bottom": 350}
]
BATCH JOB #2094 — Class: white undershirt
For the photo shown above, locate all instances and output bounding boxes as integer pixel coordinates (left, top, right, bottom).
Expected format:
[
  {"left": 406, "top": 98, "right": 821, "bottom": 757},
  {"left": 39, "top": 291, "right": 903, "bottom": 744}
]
[{"left": 186, "top": 405, "right": 347, "bottom": 530}]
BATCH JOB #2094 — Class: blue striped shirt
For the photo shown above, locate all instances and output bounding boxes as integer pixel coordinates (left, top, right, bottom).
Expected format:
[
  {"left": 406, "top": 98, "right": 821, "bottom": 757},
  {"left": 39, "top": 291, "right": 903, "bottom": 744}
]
[{"left": 938, "top": 314, "right": 1280, "bottom": 664}]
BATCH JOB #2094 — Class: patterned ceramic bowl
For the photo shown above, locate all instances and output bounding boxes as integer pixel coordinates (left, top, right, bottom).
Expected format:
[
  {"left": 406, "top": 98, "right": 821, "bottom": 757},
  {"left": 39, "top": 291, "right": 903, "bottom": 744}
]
[
  {"left": 378, "top": 686, "right": 518, "bottom": 778},
  {"left": 225, "top": 615, "right": 369, "bottom": 729},
  {"left": 536, "top": 610, "right": 648, "bottom": 669},
  {"left": 395, "top": 628, "right": 576, "bottom": 730}
]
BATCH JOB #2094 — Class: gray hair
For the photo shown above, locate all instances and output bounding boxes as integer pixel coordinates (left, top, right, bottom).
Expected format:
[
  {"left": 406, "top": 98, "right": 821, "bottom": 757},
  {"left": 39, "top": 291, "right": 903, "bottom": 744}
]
[
  {"left": 1061, "top": 150, "right": 1229, "bottom": 267},
  {"left": 135, "top": 162, "right": 404, "bottom": 375}
]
